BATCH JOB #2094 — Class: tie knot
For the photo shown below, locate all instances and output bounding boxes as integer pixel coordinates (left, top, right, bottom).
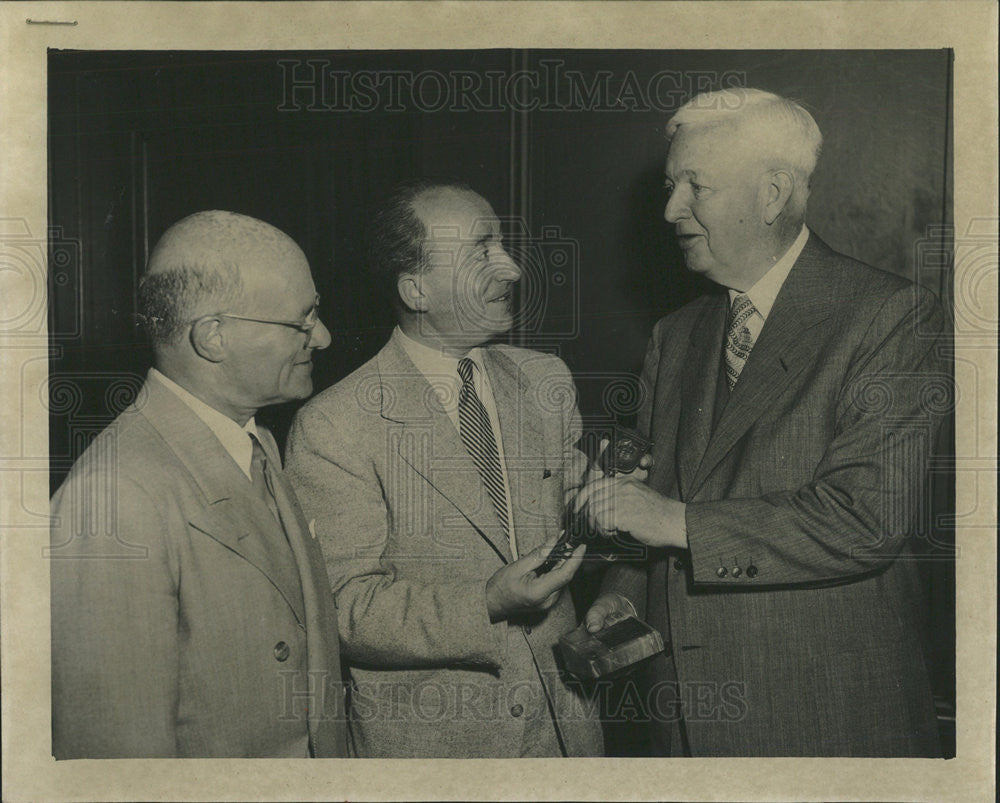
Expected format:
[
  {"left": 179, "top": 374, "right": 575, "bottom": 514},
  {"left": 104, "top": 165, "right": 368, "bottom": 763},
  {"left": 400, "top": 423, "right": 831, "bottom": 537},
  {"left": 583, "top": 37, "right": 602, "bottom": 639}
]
[
  {"left": 249, "top": 432, "right": 268, "bottom": 469},
  {"left": 458, "top": 357, "right": 476, "bottom": 386}
]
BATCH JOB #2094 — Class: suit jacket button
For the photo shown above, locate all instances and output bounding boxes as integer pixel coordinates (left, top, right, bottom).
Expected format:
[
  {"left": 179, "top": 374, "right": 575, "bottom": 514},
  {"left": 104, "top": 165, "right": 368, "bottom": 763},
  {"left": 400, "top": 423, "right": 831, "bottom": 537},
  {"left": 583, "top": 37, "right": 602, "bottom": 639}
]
[
  {"left": 731, "top": 566, "right": 742, "bottom": 578},
  {"left": 746, "top": 565, "right": 758, "bottom": 578},
  {"left": 673, "top": 559, "right": 685, "bottom": 571},
  {"left": 716, "top": 567, "right": 728, "bottom": 578},
  {"left": 273, "top": 641, "right": 290, "bottom": 662},
  {"left": 523, "top": 624, "right": 532, "bottom": 635},
  {"left": 510, "top": 704, "right": 524, "bottom": 718}
]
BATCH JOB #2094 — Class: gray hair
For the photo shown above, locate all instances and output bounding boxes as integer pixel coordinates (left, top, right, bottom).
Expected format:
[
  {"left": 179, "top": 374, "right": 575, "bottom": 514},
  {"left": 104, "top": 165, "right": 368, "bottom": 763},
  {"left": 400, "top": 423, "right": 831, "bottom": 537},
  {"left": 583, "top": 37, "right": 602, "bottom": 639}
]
[
  {"left": 136, "top": 209, "right": 293, "bottom": 345},
  {"left": 137, "top": 262, "right": 243, "bottom": 345},
  {"left": 667, "top": 88, "right": 822, "bottom": 215}
]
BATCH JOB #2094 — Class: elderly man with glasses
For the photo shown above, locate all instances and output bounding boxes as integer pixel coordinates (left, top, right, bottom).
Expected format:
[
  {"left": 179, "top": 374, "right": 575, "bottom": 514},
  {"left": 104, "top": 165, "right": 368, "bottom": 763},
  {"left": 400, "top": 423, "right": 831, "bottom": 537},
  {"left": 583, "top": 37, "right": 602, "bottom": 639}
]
[{"left": 50, "top": 210, "right": 349, "bottom": 758}]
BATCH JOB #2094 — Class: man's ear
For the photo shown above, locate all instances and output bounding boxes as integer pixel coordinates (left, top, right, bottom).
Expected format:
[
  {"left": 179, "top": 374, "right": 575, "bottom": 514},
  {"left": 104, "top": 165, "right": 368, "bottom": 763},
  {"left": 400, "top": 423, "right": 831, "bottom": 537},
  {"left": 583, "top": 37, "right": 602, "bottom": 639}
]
[
  {"left": 763, "top": 170, "right": 795, "bottom": 225},
  {"left": 397, "top": 273, "right": 428, "bottom": 313},
  {"left": 189, "top": 316, "right": 226, "bottom": 362}
]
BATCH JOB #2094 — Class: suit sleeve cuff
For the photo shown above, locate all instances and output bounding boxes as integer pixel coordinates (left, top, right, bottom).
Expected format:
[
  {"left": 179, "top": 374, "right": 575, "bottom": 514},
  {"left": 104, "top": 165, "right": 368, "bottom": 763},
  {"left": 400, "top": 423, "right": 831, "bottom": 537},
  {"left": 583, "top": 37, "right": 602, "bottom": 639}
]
[{"left": 685, "top": 501, "right": 761, "bottom": 585}]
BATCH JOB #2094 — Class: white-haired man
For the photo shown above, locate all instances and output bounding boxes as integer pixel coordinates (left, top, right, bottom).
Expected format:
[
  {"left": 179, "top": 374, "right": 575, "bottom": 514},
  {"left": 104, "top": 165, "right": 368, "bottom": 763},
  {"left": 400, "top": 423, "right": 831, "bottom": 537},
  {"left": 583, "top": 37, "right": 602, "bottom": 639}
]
[
  {"left": 579, "top": 89, "right": 946, "bottom": 756},
  {"left": 50, "top": 211, "right": 348, "bottom": 758}
]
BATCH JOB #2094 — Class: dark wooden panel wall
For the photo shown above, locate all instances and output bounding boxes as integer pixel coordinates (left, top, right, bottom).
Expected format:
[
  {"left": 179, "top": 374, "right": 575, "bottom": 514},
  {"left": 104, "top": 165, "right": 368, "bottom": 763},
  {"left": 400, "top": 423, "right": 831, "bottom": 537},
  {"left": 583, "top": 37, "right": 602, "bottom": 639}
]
[{"left": 49, "top": 49, "right": 952, "bottom": 456}]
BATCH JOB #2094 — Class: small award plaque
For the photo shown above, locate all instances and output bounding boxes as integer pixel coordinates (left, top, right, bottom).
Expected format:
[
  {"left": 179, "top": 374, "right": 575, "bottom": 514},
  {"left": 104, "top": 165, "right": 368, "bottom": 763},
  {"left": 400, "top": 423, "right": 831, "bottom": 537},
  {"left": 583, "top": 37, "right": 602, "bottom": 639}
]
[{"left": 558, "top": 616, "right": 665, "bottom": 679}]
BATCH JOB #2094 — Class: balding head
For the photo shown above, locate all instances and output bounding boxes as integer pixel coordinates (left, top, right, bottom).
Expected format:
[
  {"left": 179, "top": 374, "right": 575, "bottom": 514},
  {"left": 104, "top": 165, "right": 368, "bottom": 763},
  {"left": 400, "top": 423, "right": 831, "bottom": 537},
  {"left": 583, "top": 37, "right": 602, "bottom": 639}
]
[
  {"left": 139, "top": 210, "right": 306, "bottom": 345},
  {"left": 137, "top": 210, "right": 330, "bottom": 423}
]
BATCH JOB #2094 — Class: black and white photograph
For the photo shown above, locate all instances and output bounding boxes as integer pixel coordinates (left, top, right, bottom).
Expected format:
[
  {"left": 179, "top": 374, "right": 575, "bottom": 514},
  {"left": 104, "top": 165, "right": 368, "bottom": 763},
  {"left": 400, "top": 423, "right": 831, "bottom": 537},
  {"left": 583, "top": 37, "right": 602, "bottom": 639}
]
[{"left": 1, "top": 2, "right": 996, "bottom": 801}]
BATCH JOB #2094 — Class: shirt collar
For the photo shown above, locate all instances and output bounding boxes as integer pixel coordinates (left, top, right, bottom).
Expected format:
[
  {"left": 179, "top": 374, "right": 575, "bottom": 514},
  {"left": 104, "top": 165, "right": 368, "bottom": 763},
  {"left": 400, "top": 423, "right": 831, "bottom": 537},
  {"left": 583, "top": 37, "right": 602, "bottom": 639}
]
[
  {"left": 729, "top": 225, "right": 809, "bottom": 322},
  {"left": 149, "top": 367, "right": 259, "bottom": 480},
  {"left": 393, "top": 327, "right": 484, "bottom": 379}
]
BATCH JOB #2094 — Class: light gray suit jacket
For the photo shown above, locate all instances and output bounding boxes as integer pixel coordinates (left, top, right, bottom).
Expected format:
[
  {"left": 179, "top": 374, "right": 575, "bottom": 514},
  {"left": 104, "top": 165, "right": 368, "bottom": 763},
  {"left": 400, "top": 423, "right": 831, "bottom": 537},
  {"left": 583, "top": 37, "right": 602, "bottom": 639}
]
[
  {"left": 50, "top": 372, "right": 348, "bottom": 758},
  {"left": 605, "top": 234, "right": 946, "bottom": 756},
  {"left": 286, "top": 338, "right": 603, "bottom": 757}
]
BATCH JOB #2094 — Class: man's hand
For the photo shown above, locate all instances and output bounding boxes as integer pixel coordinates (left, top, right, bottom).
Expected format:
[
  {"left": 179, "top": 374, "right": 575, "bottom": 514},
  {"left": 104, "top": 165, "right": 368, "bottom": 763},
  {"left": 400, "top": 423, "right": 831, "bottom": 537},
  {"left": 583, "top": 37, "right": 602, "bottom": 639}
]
[
  {"left": 486, "top": 538, "right": 586, "bottom": 622},
  {"left": 572, "top": 473, "right": 687, "bottom": 549},
  {"left": 564, "top": 437, "right": 652, "bottom": 507},
  {"left": 584, "top": 592, "right": 636, "bottom": 633}
]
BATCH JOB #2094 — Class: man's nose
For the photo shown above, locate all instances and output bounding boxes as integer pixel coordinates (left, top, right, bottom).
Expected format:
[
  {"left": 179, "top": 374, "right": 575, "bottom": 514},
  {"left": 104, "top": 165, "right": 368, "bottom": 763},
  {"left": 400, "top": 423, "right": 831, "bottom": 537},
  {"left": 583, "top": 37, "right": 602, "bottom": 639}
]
[
  {"left": 663, "top": 189, "right": 689, "bottom": 224},
  {"left": 308, "top": 318, "right": 332, "bottom": 350},
  {"left": 492, "top": 247, "right": 522, "bottom": 282}
]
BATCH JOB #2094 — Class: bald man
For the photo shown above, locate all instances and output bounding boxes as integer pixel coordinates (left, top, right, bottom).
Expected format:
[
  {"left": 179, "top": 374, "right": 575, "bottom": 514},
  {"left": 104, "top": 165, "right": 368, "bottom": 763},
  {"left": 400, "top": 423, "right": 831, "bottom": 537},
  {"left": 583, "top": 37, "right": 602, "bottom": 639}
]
[{"left": 50, "top": 211, "right": 349, "bottom": 758}]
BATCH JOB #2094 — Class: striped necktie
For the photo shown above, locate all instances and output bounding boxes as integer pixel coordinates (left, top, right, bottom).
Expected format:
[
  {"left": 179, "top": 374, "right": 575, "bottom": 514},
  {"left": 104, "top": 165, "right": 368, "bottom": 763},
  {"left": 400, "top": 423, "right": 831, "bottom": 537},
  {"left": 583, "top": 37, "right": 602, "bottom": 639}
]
[
  {"left": 457, "top": 357, "right": 510, "bottom": 541},
  {"left": 724, "top": 293, "right": 757, "bottom": 391}
]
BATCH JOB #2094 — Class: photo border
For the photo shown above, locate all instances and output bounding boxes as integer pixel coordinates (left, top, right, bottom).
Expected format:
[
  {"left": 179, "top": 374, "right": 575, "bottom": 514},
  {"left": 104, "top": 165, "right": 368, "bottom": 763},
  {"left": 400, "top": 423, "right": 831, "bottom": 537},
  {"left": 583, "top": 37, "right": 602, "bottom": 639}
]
[{"left": 2, "top": 2, "right": 996, "bottom": 801}]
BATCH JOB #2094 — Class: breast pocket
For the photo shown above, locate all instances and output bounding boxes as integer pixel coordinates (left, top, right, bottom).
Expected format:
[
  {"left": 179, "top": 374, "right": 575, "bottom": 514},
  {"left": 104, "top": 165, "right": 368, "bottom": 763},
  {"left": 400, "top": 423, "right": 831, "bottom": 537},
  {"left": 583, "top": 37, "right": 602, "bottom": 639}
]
[
  {"left": 537, "top": 468, "right": 564, "bottom": 527},
  {"left": 507, "top": 465, "right": 562, "bottom": 541}
]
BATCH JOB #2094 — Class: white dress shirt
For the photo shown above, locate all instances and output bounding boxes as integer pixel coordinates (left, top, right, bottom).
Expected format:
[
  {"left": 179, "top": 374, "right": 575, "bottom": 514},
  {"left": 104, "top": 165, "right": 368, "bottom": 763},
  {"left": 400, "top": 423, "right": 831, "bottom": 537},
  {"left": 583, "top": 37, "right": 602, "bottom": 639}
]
[
  {"left": 728, "top": 225, "right": 809, "bottom": 337},
  {"left": 392, "top": 327, "right": 520, "bottom": 558},
  {"left": 149, "top": 368, "right": 265, "bottom": 480}
]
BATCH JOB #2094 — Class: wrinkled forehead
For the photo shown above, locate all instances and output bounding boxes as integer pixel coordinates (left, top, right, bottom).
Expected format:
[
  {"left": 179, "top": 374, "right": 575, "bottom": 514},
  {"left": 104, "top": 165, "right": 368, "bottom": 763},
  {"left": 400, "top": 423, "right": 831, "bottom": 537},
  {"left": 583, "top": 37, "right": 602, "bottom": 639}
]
[{"left": 413, "top": 188, "right": 498, "bottom": 243}]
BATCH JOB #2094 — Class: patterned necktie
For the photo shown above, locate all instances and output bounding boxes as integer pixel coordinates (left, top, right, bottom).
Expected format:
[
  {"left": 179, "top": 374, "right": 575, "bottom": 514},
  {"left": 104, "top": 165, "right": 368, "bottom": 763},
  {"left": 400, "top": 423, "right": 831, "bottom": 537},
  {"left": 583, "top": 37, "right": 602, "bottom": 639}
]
[
  {"left": 724, "top": 293, "right": 757, "bottom": 391},
  {"left": 249, "top": 433, "right": 282, "bottom": 524},
  {"left": 457, "top": 357, "right": 510, "bottom": 541}
]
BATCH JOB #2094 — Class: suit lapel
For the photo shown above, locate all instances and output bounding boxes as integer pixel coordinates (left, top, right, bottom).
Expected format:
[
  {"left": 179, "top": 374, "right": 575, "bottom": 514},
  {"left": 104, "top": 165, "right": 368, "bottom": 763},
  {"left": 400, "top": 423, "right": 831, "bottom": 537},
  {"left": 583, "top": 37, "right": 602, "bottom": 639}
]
[
  {"left": 376, "top": 340, "right": 513, "bottom": 564},
  {"left": 188, "top": 496, "right": 306, "bottom": 625},
  {"left": 265, "top": 453, "right": 346, "bottom": 754},
  {"left": 483, "top": 347, "right": 548, "bottom": 555},
  {"left": 676, "top": 295, "right": 727, "bottom": 500},
  {"left": 138, "top": 374, "right": 306, "bottom": 624},
  {"left": 689, "top": 235, "right": 837, "bottom": 496}
]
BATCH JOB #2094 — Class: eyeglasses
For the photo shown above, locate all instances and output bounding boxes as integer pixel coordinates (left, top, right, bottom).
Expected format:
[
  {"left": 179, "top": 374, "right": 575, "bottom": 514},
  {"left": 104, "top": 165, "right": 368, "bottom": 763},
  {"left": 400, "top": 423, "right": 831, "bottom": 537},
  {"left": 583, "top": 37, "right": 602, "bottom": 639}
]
[{"left": 206, "top": 295, "right": 322, "bottom": 335}]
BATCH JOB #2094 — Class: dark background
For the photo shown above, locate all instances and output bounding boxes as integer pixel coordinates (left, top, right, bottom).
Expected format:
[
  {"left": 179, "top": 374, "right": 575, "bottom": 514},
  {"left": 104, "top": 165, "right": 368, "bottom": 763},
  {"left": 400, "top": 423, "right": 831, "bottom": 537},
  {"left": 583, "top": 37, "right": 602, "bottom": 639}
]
[{"left": 47, "top": 49, "right": 955, "bottom": 755}]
